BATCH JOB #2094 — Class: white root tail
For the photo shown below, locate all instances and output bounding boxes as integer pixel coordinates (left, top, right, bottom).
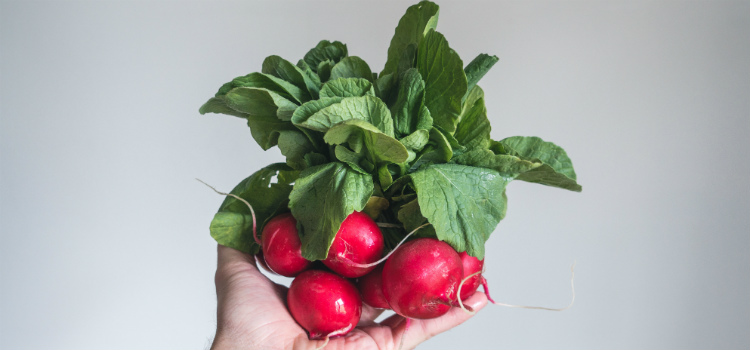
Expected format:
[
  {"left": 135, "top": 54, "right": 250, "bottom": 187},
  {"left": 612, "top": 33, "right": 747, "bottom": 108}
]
[
  {"left": 197, "top": 179, "right": 260, "bottom": 246},
  {"left": 314, "top": 324, "right": 353, "bottom": 350},
  {"left": 457, "top": 270, "right": 483, "bottom": 315},
  {"left": 344, "top": 224, "right": 431, "bottom": 269},
  {"left": 495, "top": 261, "right": 577, "bottom": 312}
]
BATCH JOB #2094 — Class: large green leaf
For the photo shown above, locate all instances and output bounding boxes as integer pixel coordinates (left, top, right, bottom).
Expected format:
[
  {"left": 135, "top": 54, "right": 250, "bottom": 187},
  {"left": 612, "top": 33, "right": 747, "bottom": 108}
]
[
  {"left": 417, "top": 29, "right": 467, "bottom": 132},
  {"left": 295, "top": 96, "right": 395, "bottom": 137},
  {"left": 303, "top": 40, "right": 348, "bottom": 72},
  {"left": 463, "top": 54, "right": 498, "bottom": 103},
  {"left": 498, "top": 136, "right": 581, "bottom": 191},
  {"left": 411, "top": 164, "right": 511, "bottom": 259},
  {"left": 382, "top": 1, "right": 440, "bottom": 77},
  {"left": 320, "top": 78, "right": 375, "bottom": 98},
  {"left": 206, "top": 87, "right": 299, "bottom": 150},
  {"left": 324, "top": 119, "right": 409, "bottom": 165},
  {"left": 452, "top": 147, "right": 539, "bottom": 177},
  {"left": 390, "top": 68, "right": 430, "bottom": 138},
  {"left": 199, "top": 97, "right": 248, "bottom": 119},
  {"left": 454, "top": 86, "right": 490, "bottom": 149},
  {"left": 330, "top": 56, "right": 374, "bottom": 82},
  {"left": 223, "top": 87, "right": 298, "bottom": 121},
  {"left": 262, "top": 55, "right": 320, "bottom": 100},
  {"left": 291, "top": 97, "right": 345, "bottom": 126},
  {"left": 278, "top": 129, "right": 315, "bottom": 170},
  {"left": 215, "top": 72, "right": 307, "bottom": 104},
  {"left": 210, "top": 163, "right": 299, "bottom": 254},
  {"left": 289, "top": 162, "right": 374, "bottom": 260}
]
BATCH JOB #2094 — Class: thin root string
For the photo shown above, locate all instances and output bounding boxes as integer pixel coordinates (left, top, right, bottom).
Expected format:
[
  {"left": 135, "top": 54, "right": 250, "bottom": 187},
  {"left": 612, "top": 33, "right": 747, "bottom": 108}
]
[
  {"left": 495, "top": 261, "right": 577, "bottom": 312},
  {"left": 196, "top": 178, "right": 260, "bottom": 246},
  {"left": 345, "top": 224, "right": 430, "bottom": 269},
  {"left": 313, "top": 324, "right": 353, "bottom": 350},
  {"left": 457, "top": 270, "right": 483, "bottom": 315}
]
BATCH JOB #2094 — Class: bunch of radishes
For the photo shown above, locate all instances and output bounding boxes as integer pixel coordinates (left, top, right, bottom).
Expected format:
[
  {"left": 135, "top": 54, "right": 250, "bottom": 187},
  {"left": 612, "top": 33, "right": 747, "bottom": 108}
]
[
  {"left": 199, "top": 0, "right": 582, "bottom": 344},
  {"left": 259, "top": 210, "right": 492, "bottom": 339}
]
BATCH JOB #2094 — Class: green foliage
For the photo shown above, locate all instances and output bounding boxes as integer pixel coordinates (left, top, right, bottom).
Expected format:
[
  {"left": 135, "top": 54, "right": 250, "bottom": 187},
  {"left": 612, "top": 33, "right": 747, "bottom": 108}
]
[
  {"left": 199, "top": 0, "right": 581, "bottom": 260},
  {"left": 209, "top": 164, "right": 299, "bottom": 254}
]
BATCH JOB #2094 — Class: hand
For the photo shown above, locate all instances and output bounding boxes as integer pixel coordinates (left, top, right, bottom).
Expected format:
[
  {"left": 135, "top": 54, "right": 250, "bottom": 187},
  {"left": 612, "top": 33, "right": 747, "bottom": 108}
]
[{"left": 210, "top": 244, "right": 488, "bottom": 350}]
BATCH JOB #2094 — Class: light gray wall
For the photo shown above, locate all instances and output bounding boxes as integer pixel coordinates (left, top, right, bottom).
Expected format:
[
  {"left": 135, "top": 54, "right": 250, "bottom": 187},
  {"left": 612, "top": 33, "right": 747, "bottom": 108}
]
[{"left": 1, "top": 1, "right": 748, "bottom": 349}]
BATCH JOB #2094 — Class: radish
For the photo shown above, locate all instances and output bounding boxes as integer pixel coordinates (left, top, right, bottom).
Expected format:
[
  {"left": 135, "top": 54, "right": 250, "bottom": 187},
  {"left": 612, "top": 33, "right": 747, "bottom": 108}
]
[
  {"left": 261, "top": 213, "right": 312, "bottom": 277},
  {"left": 287, "top": 269, "right": 363, "bottom": 340},
  {"left": 322, "top": 211, "right": 385, "bottom": 278},
  {"left": 356, "top": 264, "right": 390, "bottom": 309},
  {"left": 457, "top": 251, "right": 493, "bottom": 303},
  {"left": 381, "top": 238, "right": 464, "bottom": 319}
]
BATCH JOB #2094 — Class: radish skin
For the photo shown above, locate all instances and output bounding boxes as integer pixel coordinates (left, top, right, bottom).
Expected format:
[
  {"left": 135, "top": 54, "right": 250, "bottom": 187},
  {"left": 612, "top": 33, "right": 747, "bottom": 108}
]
[
  {"left": 261, "top": 213, "right": 312, "bottom": 277},
  {"left": 287, "top": 270, "right": 362, "bottom": 339},
  {"left": 381, "top": 238, "right": 463, "bottom": 319}
]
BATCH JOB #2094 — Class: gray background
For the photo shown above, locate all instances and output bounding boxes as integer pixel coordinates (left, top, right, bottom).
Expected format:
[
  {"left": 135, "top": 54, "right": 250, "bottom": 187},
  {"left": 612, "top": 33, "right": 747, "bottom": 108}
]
[{"left": 1, "top": 0, "right": 748, "bottom": 349}]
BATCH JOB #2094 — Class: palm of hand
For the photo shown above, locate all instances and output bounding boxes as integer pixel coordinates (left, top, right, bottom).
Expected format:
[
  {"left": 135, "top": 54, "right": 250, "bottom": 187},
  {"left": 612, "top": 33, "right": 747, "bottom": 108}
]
[{"left": 210, "top": 245, "right": 487, "bottom": 350}]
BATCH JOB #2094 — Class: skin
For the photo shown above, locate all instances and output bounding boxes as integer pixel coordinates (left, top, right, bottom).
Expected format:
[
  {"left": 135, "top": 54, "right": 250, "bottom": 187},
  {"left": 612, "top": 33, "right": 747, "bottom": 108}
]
[{"left": 211, "top": 244, "right": 488, "bottom": 350}]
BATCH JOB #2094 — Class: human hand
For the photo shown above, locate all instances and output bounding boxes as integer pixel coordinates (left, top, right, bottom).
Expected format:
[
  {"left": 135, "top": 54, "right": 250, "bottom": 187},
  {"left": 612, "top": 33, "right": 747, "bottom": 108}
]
[{"left": 209, "top": 244, "right": 488, "bottom": 350}]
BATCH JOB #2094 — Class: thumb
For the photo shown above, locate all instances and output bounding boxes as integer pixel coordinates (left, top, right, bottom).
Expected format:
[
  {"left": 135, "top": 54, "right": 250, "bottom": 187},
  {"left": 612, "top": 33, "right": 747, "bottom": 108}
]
[{"left": 393, "top": 292, "right": 488, "bottom": 350}]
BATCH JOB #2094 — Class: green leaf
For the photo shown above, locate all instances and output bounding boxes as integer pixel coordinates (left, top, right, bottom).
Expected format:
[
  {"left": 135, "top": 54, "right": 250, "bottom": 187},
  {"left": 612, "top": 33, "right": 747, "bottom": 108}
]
[
  {"left": 378, "top": 165, "right": 394, "bottom": 189},
  {"left": 452, "top": 147, "right": 540, "bottom": 176},
  {"left": 291, "top": 97, "right": 345, "bottom": 126},
  {"left": 399, "top": 129, "right": 430, "bottom": 155},
  {"left": 330, "top": 56, "right": 374, "bottom": 82},
  {"left": 199, "top": 97, "right": 248, "bottom": 119},
  {"left": 224, "top": 87, "right": 298, "bottom": 121},
  {"left": 397, "top": 198, "right": 427, "bottom": 232},
  {"left": 324, "top": 119, "right": 409, "bottom": 165},
  {"left": 417, "top": 29, "right": 467, "bottom": 132},
  {"left": 215, "top": 72, "right": 306, "bottom": 104},
  {"left": 463, "top": 54, "right": 498, "bottom": 103},
  {"left": 213, "top": 87, "right": 299, "bottom": 150},
  {"left": 412, "top": 127, "right": 453, "bottom": 169},
  {"left": 289, "top": 162, "right": 374, "bottom": 260},
  {"left": 454, "top": 86, "right": 490, "bottom": 149},
  {"left": 303, "top": 40, "right": 348, "bottom": 72},
  {"left": 210, "top": 163, "right": 299, "bottom": 254},
  {"left": 297, "top": 96, "right": 395, "bottom": 137},
  {"left": 411, "top": 164, "right": 511, "bottom": 259},
  {"left": 334, "top": 145, "right": 372, "bottom": 174},
  {"left": 382, "top": 1, "right": 440, "bottom": 77},
  {"left": 320, "top": 78, "right": 375, "bottom": 98},
  {"left": 390, "top": 68, "right": 429, "bottom": 137},
  {"left": 278, "top": 130, "right": 315, "bottom": 170},
  {"left": 498, "top": 136, "right": 582, "bottom": 192},
  {"left": 363, "top": 196, "right": 390, "bottom": 220},
  {"left": 262, "top": 55, "right": 320, "bottom": 100},
  {"left": 317, "top": 60, "right": 334, "bottom": 82}
]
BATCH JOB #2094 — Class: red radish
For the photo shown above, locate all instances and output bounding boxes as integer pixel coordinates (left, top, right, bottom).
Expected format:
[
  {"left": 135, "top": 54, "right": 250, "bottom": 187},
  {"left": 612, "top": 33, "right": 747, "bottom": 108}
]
[
  {"left": 457, "top": 251, "right": 496, "bottom": 304},
  {"left": 287, "top": 270, "right": 363, "bottom": 339},
  {"left": 458, "top": 251, "right": 483, "bottom": 300},
  {"left": 322, "top": 211, "right": 384, "bottom": 278},
  {"left": 261, "top": 213, "right": 312, "bottom": 277},
  {"left": 356, "top": 264, "right": 390, "bottom": 309},
  {"left": 381, "top": 238, "right": 464, "bottom": 319}
]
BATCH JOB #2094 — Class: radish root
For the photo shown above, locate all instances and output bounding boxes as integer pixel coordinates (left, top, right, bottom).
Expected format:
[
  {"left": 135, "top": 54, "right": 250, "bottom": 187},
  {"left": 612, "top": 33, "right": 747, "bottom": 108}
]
[
  {"left": 457, "top": 270, "right": 483, "bottom": 315},
  {"left": 495, "top": 261, "right": 577, "bottom": 311},
  {"left": 197, "top": 179, "right": 260, "bottom": 246},
  {"left": 345, "top": 223, "right": 431, "bottom": 269},
  {"left": 481, "top": 277, "right": 496, "bottom": 304},
  {"left": 313, "top": 324, "right": 353, "bottom": 350}
]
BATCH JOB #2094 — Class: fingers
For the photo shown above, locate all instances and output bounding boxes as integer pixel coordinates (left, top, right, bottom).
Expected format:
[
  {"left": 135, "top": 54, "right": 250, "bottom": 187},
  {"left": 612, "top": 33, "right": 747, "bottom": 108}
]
[
  {"left": 358, "top": 304, "right": 385, "bottom": 327},
  {"left": 217, "top": 244, "right": 257, "bottom": 270},
  {"left": 390, "top": 292, "right": 488, "bottom": 349}
]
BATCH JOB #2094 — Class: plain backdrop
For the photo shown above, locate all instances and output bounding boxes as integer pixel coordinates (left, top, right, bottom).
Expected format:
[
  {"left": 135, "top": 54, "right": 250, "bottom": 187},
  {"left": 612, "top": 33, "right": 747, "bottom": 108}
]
[{"left": 1, "top": 0, "right": 749, "bottom": 349}]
